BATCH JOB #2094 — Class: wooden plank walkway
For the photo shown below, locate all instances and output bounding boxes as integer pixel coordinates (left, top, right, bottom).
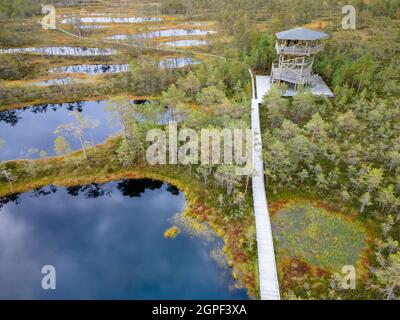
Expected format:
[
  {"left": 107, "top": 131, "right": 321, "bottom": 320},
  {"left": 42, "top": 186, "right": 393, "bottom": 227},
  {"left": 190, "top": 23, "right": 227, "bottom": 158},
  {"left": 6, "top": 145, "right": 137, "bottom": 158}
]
[
  {"left": 255, "top": 74, "right": 334, "bottom": 99},
  {"left": 250, "top": 70, "right": 281, "bottom": 300}
]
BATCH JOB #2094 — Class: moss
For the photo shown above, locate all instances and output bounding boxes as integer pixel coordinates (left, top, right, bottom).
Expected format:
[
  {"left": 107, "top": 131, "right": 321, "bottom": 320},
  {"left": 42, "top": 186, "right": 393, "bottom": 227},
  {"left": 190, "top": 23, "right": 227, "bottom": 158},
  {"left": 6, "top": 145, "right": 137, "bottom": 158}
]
[
  {"left": 164, "top": 226, "right": 181, "bottom": 239},
  {"left": 272, "top": 203, "right": 368, "bottom": 274}
]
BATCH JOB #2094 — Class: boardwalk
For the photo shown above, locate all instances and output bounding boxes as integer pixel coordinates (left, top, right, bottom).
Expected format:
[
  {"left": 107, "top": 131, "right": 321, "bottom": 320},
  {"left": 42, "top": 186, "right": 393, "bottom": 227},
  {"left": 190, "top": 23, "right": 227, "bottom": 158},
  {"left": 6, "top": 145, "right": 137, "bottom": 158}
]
[
  {"left": 255, "top": 75, "right": 334, "bottom": 99},
  {"left": 250, "top": 70, "right": 281, "bottom": 300}
]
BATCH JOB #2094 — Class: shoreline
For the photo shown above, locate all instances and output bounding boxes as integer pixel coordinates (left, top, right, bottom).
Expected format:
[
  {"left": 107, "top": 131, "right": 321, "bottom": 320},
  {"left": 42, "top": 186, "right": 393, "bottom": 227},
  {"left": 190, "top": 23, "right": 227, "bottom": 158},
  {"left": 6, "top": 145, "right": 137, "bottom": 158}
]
[{"left": 0, "top": 138, "right": 259, "bottom": 298}]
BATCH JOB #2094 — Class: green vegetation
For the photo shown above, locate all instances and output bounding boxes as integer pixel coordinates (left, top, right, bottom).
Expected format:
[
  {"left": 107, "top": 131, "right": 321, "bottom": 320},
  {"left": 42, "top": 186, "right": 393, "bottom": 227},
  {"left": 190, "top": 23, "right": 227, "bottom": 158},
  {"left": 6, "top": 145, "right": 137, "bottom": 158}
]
[
  {"left": 260, "top": 89, "right": 400, "bottom": 220},
  {"left": 203, "top": 0, "right": 400, "bottom": 299},
  {"left": 0, "top": 54, "right": 37, "bottom": 80},
  {"left": 0, "top": 0, "right": 40, "bottom": 18},
  {"left": 164, "top": 226, "right": 181, "bottom": 239},
  {"left": 171, "top": 212, "right": 216, "bottom": 241},
  {"left": 273, "top": 203, "right": 367, "bottom": 272},
  {"left": 0, "top": 0, "right": 399, "bottom": 300}
]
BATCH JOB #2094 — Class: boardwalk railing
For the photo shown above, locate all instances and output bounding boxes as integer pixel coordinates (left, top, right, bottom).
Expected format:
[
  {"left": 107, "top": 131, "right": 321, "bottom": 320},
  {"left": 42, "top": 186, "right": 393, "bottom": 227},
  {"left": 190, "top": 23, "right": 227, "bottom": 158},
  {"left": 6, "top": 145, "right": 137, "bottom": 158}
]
[{"left": 249, "top": 69, "right": 281, "bottom": 300}]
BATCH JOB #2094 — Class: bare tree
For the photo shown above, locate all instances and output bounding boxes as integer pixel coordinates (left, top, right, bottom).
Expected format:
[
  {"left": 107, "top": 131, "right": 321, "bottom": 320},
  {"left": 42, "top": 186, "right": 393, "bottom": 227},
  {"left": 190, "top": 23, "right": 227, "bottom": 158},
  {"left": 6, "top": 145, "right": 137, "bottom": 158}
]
[{"left": 55, "top": 111, "right": 98, "bottom": 159}]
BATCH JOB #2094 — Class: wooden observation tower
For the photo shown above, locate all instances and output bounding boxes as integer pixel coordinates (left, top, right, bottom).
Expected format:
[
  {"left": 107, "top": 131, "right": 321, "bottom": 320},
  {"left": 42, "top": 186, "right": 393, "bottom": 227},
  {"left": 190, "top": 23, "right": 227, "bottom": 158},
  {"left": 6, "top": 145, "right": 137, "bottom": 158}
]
[{"left": 269, "top": 27, "right": 332, "bottom": 95}]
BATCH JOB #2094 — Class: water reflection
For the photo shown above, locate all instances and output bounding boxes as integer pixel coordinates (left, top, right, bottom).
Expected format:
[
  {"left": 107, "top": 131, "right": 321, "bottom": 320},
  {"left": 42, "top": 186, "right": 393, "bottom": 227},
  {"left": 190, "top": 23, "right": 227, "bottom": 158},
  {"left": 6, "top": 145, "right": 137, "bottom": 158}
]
[
  {"left": 47, "top": 58, "right": 197, "bottom": 75},
  {"left": 159, "top": 58, "right": 199, "bottom": 69},
  {"left": 0, "top": 100, "right": 180, "bottom": 160},
  {"left": 164, "top": 40, "right": 209, "bottom": 47},
  {"left": 108, "top": 29, "right": 216, "bottom": 40},
  {"left": 49, "top": 64, "right": 129, "bottom": 75},
  {"left": 0, "top": 47, "right": 117, "bottom": 56},
  {"left": 0, "top": 102, "right": 87, "bottom": 127},
  {"left": 0, "top": 101, "right": 120, "bottom": 160},
  {"left": 0, "top": 179, "right": 248, "bottom": 299},
  {"left": 62, "top": 17, "right": 162, "bottom": 24},
  {"left": 0, "top": 193, "right": 20, "bottom": 210}
]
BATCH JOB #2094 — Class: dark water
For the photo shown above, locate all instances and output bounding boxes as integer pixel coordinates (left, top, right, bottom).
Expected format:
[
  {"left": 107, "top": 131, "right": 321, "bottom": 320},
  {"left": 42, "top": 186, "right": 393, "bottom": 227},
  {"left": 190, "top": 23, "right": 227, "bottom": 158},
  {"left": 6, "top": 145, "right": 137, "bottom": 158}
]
[
  {"left": 0, "top": 47, "right": 117, "bottom": 56},
  {"left": 0, "top": 100, "right": 176, "bottom": 161},
  {"left": 0, "top": 179, "right": 248, "bottom": 299},
  {"left": 47, "top": 58, "right": 198, "bottom": 75},
  {"left": 0, "top": 101, "right": 121, "bottom": 160},
  {"left": 164, "top": 40, "right": 209, "bottom": 47},
  {"left": 62, "top": 17, "right": 163, "bottom": 24},
  {"left": 49, "top": 64, "right": 129, "bottom": 75},
  {"left": 108, "top": 29, "right": 216, "bottom": 40}
]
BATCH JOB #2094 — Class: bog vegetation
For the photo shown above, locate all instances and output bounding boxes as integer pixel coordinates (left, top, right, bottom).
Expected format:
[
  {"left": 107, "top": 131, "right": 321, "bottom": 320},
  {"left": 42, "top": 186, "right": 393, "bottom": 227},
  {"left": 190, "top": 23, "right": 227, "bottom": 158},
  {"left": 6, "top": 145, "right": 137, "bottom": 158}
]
[{"left": 0, "top": 0, "right": 399, "bottom": 299}]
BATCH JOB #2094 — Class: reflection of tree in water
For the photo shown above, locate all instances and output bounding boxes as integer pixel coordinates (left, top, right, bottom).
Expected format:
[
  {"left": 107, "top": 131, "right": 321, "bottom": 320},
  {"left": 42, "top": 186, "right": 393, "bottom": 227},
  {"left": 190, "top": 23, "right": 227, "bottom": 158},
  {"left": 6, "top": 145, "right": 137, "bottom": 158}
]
[
  {"left": 0, "top": 188, "right": 58, "bottom": 211},
  {"left": 31, "top": 185, "right": 57, "bottom": 197},
  {"left": 166, "top": 184, "right": 180, "bottom": 195},
  {"left": 0, "top": 109, "right": 22, "bottom": 126},
  {"left": 65, "top": 101, "right": 84, "bottom": 112},
  {"left": 1, "top": 186, "right": 57, "bottom": 211},
  {"left": 30, "top": 102, "right": 84, "bottom": 114},
  {"left": 66, "top": 179, "right": 180, "bottom": 198},
  {"left": 66, "top": 183, "right": 112, "bottom": 198},
  {"left": 118, "top": 179, "right": 181, "bottom": 197},
  {"left": 0, "top": 179, "right": 181, "bottom": 210},
  {"left": 0, "top": 102, "right": 86, "bottom": 126},
  {"left": 30, "top": 104, "right": 50, "bottom": 114},
  {"left": 117, "top": 179, "right": 163, "bottom": 198},
  {"left": 0, "top": 193, "right": 20, "bottom": 210},
  {"left": 1, "top": 100, "right": 148, "bottom": 127}
]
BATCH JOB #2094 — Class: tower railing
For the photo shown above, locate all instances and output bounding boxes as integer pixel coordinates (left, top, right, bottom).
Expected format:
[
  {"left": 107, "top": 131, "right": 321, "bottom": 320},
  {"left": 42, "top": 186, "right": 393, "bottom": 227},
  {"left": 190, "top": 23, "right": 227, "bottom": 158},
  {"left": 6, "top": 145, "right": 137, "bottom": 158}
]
[{"left": 275, "top": 42, "right": 325, "bottom": 56}]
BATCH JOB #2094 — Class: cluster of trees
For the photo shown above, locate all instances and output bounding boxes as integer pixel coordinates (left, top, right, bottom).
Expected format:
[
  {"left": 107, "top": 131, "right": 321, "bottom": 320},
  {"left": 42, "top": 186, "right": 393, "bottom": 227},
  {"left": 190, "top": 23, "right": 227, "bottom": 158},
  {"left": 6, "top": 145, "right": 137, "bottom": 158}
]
[
  {"left": 204, "top": 0, "right": 399, "bottom": 77},
  {"left": 0, "top": 0, "right": 40, "bottom": 19},
  {"left": 127, "top": 57, "right": 182, "bottom": 95},
  {"left": 206, "top": 0, "right": 400, "bottom": 300},
  {"left": 158, "top": 0, "right": 393, "bottom": 22},
  {"left": 113, "top": 58, "right": 251, "bottom": 216},
  {"left": 314, "top": 18, "right": 400, "bottom": 97},
  {"left": 1, "top": 55, "right": 251, "bottom": 219},
  {"left": 125, "top": 55, "right": 250, "bottom": 98},
  {"left": 261, "top": 87, "right": 400, "bottom": 219},
  {"left": 351, "top": 0, "right": 400, "bottom": 19},
  {"left": 369, "top": 216, "right": 400, "bottom": 300},
  {"left": 259, "top": 85, "right": 400, "bottom": 299},
  {"left": 0, "top": 0, "right": 48, "bottom": 47},
  {"left": 0, "top": 81, "right": 106, "bottom": 106}
]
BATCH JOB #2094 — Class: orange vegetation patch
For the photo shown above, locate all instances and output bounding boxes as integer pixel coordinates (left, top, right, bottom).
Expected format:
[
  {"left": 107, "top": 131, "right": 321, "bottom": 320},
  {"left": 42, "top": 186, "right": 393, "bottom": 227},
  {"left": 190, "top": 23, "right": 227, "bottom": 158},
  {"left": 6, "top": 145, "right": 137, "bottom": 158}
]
[
  {"left": 303, "top": 20, "right": 329, "bottom": 30},
  {"left": 268, "top": 199, "right": 289, "bottom": 217},
  {"left": 279, "top": 257, "right": 330, "bottom": 292}
]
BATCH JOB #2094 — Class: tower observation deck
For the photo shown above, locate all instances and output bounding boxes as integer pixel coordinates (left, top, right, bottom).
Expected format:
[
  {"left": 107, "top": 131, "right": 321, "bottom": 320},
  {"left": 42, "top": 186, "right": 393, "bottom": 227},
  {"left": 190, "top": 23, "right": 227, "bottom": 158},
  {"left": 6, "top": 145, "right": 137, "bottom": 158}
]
[{"left": 256, "top": 27, "right": 333, "bottom": 99}]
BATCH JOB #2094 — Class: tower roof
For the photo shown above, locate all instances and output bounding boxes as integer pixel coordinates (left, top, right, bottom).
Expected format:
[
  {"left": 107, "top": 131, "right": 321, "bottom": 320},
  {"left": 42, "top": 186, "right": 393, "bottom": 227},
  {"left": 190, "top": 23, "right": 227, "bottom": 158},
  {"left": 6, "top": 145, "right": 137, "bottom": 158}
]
[{"left": 276, "top": 27, "right": 329, "bottom": 41}]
